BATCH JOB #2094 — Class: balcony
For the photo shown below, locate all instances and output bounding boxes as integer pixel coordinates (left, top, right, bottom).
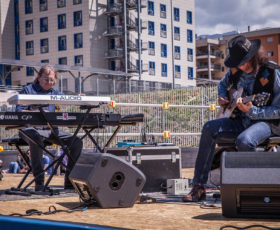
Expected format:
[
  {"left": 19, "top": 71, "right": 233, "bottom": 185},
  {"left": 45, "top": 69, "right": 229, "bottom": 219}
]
[
  {"left": 197, "top": 64, "right": 221, "bottom": 72},
  {"left": 128, "top": 62, "right": 148, "bottom": 73},
  {"left": 127, "top": 0, "right": 137, "bottom": 9},
  {"left": 196, "top": 50, "right": 224, "bottom": 59},
  {"left": 174, "top": 53, "right": 180, "bottom": 60},
  {"left": 174, "top": 33, "right": 180, "bottom": 41},
  {"left": 105, "top": 49, "right": 124, "bottom": 59},
  {"left": 149, "top": 68, "right": 155, "bottom": 75},
  {"left": 175, "top": 72, "right": 181, "bottom": 78},
  {"left": 148, "top": 48, "right": 155, "bottom": 55},
  {"left": 160, "top": 11, "right": 166, "bottom": 18},
  {"left": 105, "top": 3, "right": 123, "bottom": 15},
  {"left": 160, "top": 30, "right": 167, "bottom": 38},
  {"left": 26, "top": 48, "right": 34, "bottom": 56},
  {"left": 104, "top": 25, "right": 123, "bottom": 37}
]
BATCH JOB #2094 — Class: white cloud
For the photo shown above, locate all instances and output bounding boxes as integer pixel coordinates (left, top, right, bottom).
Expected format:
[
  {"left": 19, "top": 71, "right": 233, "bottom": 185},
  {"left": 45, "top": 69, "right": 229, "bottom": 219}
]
[{"left": 195, "top": 0, "right": 280, "bottom": 35}]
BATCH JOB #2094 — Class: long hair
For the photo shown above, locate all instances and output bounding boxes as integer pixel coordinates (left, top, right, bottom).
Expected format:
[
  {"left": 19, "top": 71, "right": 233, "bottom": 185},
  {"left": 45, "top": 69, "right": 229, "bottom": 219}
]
[
  {"left": 250, "top": 47, "right": 269, "bottom": 74},
  {"left": 34, "top": 64, "right": 57, "bottom": 84}
]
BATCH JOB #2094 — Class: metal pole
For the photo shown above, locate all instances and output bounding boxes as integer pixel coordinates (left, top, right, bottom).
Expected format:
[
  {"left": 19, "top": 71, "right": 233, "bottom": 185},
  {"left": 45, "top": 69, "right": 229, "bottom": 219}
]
[
  {"left": 137, "top": 0, "right": 142, "bottom": 80},
  {"left": 123, "top": 0, "right": 128, "bottom": 93},
  {"left": 170, "top": 0, "right": 175, "bottom": 89}
]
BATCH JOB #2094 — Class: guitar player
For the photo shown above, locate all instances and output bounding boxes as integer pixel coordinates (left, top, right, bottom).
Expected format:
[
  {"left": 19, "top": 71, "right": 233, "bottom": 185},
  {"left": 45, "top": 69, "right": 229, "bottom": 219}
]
[{"left": 183, "top": 35, "right": 280, "bottom": 202}]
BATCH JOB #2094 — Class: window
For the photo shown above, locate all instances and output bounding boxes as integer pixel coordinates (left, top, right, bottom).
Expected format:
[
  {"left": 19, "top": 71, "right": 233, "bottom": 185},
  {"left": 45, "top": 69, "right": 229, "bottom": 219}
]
[
  {"left": 57, "top": 0, "right": 66, "bottom": 8},
  {"left": 40, "top": 17, "right": 48, "bottom": 32},
  {"left": 187, "top": 29, "right": 193, "bottom": 43},
  {"left": 174, "top": 7, "right": 179, "bottom": 21},
  {"left": 149, "top": 61, "right": 155, "bottom": 75},
  {"left": 148, "top": 41, "right": 155, "bottom": 55},
  {"left": 58, "top": 57, "right": 67, "bottom": 65},
  {"left": 75, "top": 55, "right": 83, "bottom": 66},
  {"left": 59, "top": 78, "right": 68, "bottom": 92},
  {"left": 187, "top": 48, "right": 193, "bottom": 61},
  {"left": 188, "top": 67, "right": 193, "bottom": 80},
  {"left": 25, "top": 0, "right": 33, "bottom": 14},
  {"left": 160, "top": 4, "right": 166, "bottom": 18},
  {"left": 161, "top": 44, "right": 167, "bottom": 57},
  {"left": 74, "top": 11, "right": 82, "bottom": 27},
  {"left": 41, "top": 59, "right": 49, "bottom": 63},
  {"left": 174, "top": 46, "right": 180, "bottom": 60},
  {"left": 160, "top": 24, "right": 167, "bottom": 38},
  {"left": 148, "top": 1, "right": 154, "bottom": 16},
  {"left": 174, "top": 27, "right": 180, "bottom": 40},
  {"left": 26, "top": 67, "right": 34, "bottom": 76},
  {"left": 74, "top": 33, "right": 83, "bottom": 49},
  {"left": 175, "top": 65, "right": 181, "bottom": 78},
  {"left": 268, "top": 51, "right": 274, "bottom": 57},
  {"left": 187, "top": 11, "right": 192, "bottom": 24},
  {"left": 26, "top": 41, "right": 34, "bottom": 55},
  {"left": 40, "top": 0, "right": 48, "bottom": 11},
  {"left": 25, "top": 20, "right": 33, "bottom": 35},
  {"left": 58, "top": 35, "right": 67, "bottom": 51},
  {"left": 58, "top": 14, "right": 66, "bottom": 29},
  {"left": 40, "top": 38, "right": 49, "bottom": 53},
  {"left": 73, "top": 0, "right": 82, "bottom": 4},
  {"left": 161, "top": 63, "right": 167, "bottom": 77},
  {"left": 148, "top": 21, "right": 154, "bottom": 35},
  {"left": 267, "top": 37, "right": 273, "bottom": 43}
]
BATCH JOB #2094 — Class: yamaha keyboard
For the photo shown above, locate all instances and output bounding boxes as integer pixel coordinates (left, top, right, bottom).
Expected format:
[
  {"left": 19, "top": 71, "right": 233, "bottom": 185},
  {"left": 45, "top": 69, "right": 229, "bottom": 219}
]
[
  {"left": 8, "top": 94, "right": 111, "bottom": 106},
  {"left": 0, "top": 112, "right": 144, "bottom": 127}
]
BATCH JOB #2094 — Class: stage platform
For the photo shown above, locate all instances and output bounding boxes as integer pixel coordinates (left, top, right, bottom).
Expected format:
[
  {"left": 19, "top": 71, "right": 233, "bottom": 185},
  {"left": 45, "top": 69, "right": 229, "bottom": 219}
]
[{"left": 0, "top": 170, "right": 280, "bottom": 230}]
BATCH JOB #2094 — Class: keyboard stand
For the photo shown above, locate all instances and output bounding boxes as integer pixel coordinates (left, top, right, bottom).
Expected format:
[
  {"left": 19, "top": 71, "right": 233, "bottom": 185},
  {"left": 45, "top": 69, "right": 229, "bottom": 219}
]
[{"left": 4, "top": 104, "right": 98, "bottom": 196}]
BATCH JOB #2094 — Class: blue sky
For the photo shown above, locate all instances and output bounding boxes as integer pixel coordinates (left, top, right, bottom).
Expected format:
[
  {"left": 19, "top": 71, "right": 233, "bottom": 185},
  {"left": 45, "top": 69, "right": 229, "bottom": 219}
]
[{"left": 195, "top": 0, "right": 280, "bottom": 35}]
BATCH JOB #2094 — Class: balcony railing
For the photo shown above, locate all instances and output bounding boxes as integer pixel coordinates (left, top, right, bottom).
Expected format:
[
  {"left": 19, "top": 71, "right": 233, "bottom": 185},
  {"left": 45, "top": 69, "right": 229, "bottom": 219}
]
[
  {"left": 175, "top": 53, "right": 180, "bottom": 60},
  {"left": 175, "top": 72, "right": 181, "bottom": 78},
  {"left": 105, "top": 49, "right": 124, "bottom": 59},
  {"left": 104, "top": 26, "right": 123, "bottom": 37},
  {"left": 26, "top": 48, "right": 34, "bottom": 55},
  {"left": 106, "top": 3, "right": 123, "bottom": 15},
  {"left": 188, "top": 55, "right": 193, "bottom": 62},
  {"left": 160, "top": 30, "right": 167, "bottom": 38},
  {"left": 148, "top": 48, "right": 155, "bottom": 55},
  {"left": 149, "top": 68, "right": 155, "bottom": 75},
  {"left": 160, "top": 11, "right": 166, "bottom": 18},
  {"left": 174, "top": 33, "right": 180, "bottom": 40}
]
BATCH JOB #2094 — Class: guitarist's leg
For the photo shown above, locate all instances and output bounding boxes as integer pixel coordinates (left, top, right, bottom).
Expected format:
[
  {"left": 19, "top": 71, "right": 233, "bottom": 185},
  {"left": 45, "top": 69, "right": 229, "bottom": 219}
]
[
  {"left": 236, "top": 121, "right": 271, "bottom": 151},
  {"left": 193, "top": 117, "right": 244, "bottom": 186}
]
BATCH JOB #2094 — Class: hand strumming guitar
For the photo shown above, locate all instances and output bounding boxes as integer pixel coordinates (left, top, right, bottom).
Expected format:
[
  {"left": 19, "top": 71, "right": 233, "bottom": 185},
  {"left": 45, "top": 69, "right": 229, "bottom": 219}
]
[{"left": 236, "top": 97, "right": 253, "bottom": 113}]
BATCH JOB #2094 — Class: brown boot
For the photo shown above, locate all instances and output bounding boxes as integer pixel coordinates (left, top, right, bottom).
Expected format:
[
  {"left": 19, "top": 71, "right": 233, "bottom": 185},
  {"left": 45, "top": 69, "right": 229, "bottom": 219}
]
[{"left": 182, "top": 185, "right": 206, "bottom": 202}]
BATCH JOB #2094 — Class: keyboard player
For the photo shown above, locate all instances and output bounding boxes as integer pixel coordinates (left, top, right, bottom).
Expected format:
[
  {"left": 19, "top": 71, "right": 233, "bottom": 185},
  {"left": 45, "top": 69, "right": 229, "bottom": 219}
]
[{"left": 15, "top": 64, "right": 83, "bottom": 191}]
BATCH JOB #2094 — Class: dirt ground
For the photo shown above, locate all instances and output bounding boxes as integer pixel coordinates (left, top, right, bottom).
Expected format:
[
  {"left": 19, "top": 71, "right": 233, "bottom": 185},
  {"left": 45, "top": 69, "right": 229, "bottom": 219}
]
[{"left": 0, "top": 169, "right": 280, "bottom": 230}]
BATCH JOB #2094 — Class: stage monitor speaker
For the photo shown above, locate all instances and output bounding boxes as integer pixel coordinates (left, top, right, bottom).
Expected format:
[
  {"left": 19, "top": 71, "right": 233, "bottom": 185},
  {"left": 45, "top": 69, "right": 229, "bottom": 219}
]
[
  {"left": 221, "top": 151, "right": 280, "bottom": 218},
  {"left": 69, "top": 152, "right": 146, "bottom": 208}
]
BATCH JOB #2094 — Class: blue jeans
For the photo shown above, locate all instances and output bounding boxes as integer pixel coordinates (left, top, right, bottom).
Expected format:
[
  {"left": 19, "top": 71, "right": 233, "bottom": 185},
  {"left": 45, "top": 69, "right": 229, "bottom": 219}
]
[
  {"left": 193, "top": 117, "right": 272, "bottom": 185},
  {"left": 8, "top": 162, "right": 20, "bottom": 173},
  {"left": 20, "top": 127, "right": 83, "bottom": 186}
]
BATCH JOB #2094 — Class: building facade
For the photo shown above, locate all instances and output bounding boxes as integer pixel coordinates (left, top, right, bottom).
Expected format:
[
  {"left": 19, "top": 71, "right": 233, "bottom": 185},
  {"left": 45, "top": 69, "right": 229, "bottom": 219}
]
[{"left": 0, "top": 0, "right": 196, "bottom": 94}]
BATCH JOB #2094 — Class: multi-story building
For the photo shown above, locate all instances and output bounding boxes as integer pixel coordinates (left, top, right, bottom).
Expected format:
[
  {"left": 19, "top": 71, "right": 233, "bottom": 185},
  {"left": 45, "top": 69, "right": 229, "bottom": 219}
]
[
  {"left": 196, "top": 27, "right": 280, "bottom": 85},
  {"left": 0, "top": 0, "right": 196, "bottom": 94},
  {"left": 196, "top": 38, "right": 226, "bottom": 85}
]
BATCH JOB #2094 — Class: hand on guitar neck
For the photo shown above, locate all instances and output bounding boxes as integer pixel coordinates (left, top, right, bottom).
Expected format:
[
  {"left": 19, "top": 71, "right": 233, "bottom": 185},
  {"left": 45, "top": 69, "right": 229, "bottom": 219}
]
[{"left": 216, "top": 90, "right": 270, "bottom": 119}]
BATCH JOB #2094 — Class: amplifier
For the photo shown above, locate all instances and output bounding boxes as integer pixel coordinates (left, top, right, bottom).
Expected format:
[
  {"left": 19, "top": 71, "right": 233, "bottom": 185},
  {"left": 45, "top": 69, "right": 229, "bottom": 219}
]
[
  {"left": 221, "top": 151, "right": 280, "bottom": 218},
  {"left": 104, "top": 146, "right": 181, "bottom": 192}
]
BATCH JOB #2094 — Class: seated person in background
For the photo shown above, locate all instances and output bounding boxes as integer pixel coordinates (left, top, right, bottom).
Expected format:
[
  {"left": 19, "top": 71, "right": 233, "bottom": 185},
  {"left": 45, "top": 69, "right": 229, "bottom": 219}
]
[
  {"left": 8, "top": 153, "right": 28, "bottom": 174},
  {"left": 43, "top": 154, "right": 53, "bottom": 175},
  {"left": 183, "top": 35, "right": 280, "bottom": 202},
  {"left": 15, "top": 64, "right": 83, "bottom": 191}
]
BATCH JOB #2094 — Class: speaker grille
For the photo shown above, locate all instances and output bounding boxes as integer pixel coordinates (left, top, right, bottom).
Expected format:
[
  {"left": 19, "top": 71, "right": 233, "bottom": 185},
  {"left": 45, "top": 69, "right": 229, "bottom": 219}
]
[{"left": 238, "top": 189, "right": 280, "bottom": 215}]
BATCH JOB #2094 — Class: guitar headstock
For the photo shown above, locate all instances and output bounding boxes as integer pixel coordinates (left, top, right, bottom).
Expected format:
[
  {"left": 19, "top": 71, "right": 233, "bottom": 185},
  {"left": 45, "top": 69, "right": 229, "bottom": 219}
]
[{"left": 253, "top": 92, "right": 270, "bottom": 106}]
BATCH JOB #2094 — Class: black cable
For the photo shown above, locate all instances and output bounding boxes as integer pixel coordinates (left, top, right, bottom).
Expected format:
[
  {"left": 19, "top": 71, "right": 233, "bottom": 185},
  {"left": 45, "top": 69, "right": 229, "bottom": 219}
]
[
  {"left": 9, "top": 204, "right": 87, "bottom": 217},
  {"left": 220, "top": 224, "right": 280, "bottom": 230}
]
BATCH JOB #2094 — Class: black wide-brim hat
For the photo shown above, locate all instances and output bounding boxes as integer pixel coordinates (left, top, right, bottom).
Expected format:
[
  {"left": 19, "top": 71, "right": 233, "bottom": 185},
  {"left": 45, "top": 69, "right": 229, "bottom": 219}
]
[{"left": 224, "top": 35, "right": 261, "bottom": 68}]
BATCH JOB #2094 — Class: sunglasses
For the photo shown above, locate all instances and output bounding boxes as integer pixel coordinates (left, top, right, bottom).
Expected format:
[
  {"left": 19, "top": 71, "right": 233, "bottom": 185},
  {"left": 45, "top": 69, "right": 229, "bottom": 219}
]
[{"left": 43, "top": 77, "right": 56, "bottom": 83}]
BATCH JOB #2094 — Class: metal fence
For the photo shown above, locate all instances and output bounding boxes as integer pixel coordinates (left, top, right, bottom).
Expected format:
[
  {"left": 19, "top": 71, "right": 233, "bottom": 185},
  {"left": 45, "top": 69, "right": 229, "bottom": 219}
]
[{"left": 0, "top": 86, "right": 219, "bottom": 150}]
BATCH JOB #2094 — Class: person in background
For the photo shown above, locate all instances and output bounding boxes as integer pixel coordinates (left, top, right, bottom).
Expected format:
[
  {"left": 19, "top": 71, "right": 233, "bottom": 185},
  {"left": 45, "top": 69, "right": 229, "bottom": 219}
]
[
  {"left": 8, "top": 153, "right": 28, "bottom": 174},
  {"left": 183, "top": 35, "right": 280, "bottom": 202},
  {"left": 16, "top": 64, "right": 83, "bottom": 191}
]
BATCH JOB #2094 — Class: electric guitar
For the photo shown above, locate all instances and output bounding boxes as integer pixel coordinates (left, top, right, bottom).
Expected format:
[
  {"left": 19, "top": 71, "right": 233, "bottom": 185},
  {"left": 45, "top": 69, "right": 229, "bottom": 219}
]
[{"left": 216, "top": 91, "right": 270, "bottom": 119}]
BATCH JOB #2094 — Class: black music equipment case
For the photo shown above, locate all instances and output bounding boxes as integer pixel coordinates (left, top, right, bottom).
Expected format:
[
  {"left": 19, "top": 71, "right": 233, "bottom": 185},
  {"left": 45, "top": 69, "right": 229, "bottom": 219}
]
[
  {"left": 104, "top": 145, "right": 181, "bottom": 192},
  {"left": 221, "top": 151, "right": 280, "bottom": 218}
]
